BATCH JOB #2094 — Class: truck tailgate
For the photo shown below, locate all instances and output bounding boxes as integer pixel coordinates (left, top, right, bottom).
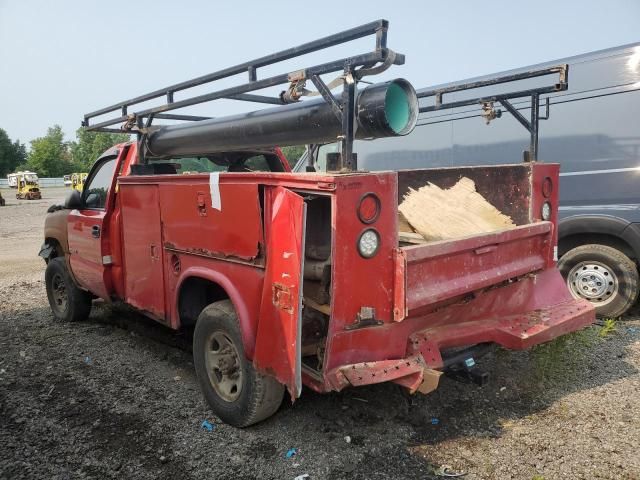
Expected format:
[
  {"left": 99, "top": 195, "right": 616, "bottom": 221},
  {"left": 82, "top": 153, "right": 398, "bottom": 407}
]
[{"left": 394, "top": 222, "right": 553, "bottom": 320}]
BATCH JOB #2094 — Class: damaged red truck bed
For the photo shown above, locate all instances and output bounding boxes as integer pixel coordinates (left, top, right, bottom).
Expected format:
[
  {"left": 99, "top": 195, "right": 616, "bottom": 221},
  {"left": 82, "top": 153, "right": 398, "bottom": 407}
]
[{"left": 42, "top": 141, "right": 594, "bottom": 426}]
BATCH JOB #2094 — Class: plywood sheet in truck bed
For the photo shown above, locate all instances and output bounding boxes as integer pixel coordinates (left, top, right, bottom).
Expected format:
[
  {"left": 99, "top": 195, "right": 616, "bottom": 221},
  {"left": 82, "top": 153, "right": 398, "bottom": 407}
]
[
  {"left": 397, "top": 164, "right": 532, "bottom": 227},
  {"left": 399, "top": 177, "right": 515, "bottom": 241}
]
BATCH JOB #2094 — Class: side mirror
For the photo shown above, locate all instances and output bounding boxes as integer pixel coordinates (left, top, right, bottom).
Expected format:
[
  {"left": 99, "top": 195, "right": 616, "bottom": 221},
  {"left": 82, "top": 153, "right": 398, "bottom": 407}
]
[
  {"left": 85, "top": 193, "right": 100, "bottom": 208},
  {"left": 64, "top": 190, "right": 82, "bottom": 210}
]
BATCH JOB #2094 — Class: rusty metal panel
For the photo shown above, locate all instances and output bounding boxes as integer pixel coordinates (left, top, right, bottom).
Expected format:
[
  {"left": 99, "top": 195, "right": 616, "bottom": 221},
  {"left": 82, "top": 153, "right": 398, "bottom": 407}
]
[
  {"left": 411, "top": 296, "right": 594, "bottom": 352},
  {"left": 393, "top": 248, "right": 407, "bottom": 322},
  {"left": 403, "top": 222, "right": 552, "bottom": 313},
  {"left": 253, "top": 187, "right": 306, "bottom": 399},
  {"left": 332, "top": 354, "right": 425, "bottom": 389}
]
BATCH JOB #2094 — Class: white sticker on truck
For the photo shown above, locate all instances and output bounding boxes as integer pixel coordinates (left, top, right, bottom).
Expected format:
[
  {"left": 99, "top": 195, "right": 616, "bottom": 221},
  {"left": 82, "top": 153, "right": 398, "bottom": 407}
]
[{"left": 209, "top": 172, "right": 221, "bottom": 211}]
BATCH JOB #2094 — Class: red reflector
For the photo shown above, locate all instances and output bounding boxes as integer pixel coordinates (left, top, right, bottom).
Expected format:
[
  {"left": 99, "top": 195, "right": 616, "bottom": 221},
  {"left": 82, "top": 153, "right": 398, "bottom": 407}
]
[
  {"left": 357, "top": 193, "right": 381, "bottom": 224},
  {"left": 542, "top": 177, "right": 553, "bottom": 198}
]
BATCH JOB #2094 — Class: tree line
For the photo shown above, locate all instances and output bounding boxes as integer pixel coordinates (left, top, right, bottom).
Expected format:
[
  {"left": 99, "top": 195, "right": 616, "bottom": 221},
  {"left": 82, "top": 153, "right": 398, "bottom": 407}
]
[
  {"left": 0, "top": 126, "right": 130, "bottom": 177},
  {"left": 0, "top": 126, "right": 307, "bottom": 178}
]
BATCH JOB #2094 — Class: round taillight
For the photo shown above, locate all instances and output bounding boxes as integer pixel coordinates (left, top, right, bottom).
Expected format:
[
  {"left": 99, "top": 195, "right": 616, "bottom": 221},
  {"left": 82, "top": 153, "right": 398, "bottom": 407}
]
[
  {"left": 542, "top": 176, "right": 553, "bottom": 198},
  {"left": 357, "top": 228, "right": 381, "bottom": 258},
  {"left": 357, "top": 193, "right": 381, "bottom": 224},
  {"left": 541, "top": 201, "right": 552, "bottom": 221}
]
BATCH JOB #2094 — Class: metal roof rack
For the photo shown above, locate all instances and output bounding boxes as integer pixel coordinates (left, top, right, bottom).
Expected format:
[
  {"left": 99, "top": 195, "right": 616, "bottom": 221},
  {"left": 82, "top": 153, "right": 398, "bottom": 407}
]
[
  {"left": 418, "top": 64, "right": 569, "bottom": 161},
  {"left": 82, "top": 20, "right": 405, "bottom": 169}
]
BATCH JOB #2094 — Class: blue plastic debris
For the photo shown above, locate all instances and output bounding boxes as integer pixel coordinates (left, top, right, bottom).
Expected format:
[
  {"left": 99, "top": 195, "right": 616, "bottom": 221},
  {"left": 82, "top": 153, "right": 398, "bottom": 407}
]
[
  {"left": 285, "top": 448, "right": 297, "bottom": 458},
  {"left": 84, "top": 356, "right": 92, "bottom": 365},
  {"left": 201, "top": 420, "right": 214, "bottom": 432},
  {"left": 464, "top": 357, "right": 475, "bottom": 368},
  {"left": 431, "top": 417, "right": 440, "bottom": 425}
]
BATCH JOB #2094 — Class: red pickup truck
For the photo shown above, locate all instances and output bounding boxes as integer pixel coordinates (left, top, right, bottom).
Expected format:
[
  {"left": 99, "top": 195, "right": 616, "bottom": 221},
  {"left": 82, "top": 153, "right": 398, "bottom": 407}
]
[
  {"left": 41, "top": 140, "right": 594, "bottom": 426},
  {"left": 40, "top": 21, "right": 594, "bottom": 426}
]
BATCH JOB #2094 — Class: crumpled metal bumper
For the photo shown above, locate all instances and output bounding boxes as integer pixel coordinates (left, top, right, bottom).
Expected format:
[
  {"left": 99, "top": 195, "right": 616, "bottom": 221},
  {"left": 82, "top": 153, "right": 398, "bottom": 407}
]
[
  {"left": 408, "top": 296, "right": 595, "bottom": 363},
  {"left": 328, "top": 354, "right": 443, "bottom": 395},
  {"left": 326, "top": 296, "right": 594, "bottom": 394}
]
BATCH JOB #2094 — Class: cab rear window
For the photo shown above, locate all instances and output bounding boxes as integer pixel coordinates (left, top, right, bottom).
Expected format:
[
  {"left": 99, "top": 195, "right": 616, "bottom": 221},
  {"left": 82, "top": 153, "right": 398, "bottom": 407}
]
[{"left": 145, "top": 152, "right": 283, "bottom": 174}]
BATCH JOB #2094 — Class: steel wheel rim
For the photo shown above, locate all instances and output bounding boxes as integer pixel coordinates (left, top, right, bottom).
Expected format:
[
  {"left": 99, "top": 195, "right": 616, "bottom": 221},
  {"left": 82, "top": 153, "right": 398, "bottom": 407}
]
[
  {"left": 51, "top": 273, "right": 68, "bottom": 313},
  {"left": 567, "top": 261, "right": 618, "bottom": 306},
  {"left": 205, "top": 331, "right": 243, "bottom": 402}
]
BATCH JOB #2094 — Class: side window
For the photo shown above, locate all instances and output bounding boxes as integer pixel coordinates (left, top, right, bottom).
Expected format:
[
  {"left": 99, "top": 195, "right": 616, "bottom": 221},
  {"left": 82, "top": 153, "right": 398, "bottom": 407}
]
[
  {"left": 315, "top": 143, "right": 340, "bottom": 171},
  {"left": 244, "top": 155, "right": 270, "bottom": 172},
  {"left": 83, "top": 157, "right": 117, "bottom": 209}
]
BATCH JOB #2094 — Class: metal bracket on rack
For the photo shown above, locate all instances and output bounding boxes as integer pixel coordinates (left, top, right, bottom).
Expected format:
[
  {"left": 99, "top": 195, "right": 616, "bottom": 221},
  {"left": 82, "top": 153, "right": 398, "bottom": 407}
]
[{"left": 418, "top": 65, "right": 569, "bottom": 162}]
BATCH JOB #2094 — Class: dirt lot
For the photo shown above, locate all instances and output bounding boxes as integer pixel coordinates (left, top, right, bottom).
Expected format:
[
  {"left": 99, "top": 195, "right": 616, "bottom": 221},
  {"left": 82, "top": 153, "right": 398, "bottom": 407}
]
[{"left": 1, "top": 187, "right": 639, "bottom": 480}]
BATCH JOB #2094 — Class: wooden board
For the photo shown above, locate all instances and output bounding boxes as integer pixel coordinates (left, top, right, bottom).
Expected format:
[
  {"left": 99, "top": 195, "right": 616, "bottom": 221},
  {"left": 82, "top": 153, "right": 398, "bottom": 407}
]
[{"left": 398, "top": 177, "right": 516, "bottom": 242}]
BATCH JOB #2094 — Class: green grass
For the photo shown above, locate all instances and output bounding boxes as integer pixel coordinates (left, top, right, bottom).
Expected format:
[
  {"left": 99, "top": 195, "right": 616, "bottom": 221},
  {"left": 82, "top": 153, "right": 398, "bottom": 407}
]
[
  {"left": 530, "top": 326, "right": 599, "bottom": 387},
  {"left": 598, "top": 318, "right": 617, "bottom": 337}
]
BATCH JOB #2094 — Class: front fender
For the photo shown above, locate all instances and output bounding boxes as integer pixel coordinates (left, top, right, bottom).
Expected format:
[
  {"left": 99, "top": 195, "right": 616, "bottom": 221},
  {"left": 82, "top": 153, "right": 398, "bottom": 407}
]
[
  {"left": 558, "top": 214, "right": 640, "bottom": 259},
  {"left": 42, "top": 209, "right": 71, "bottom": 255}
]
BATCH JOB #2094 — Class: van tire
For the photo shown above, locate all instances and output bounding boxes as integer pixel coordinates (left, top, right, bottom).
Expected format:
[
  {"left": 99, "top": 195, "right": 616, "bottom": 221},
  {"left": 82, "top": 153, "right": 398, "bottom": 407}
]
[
  {"left": 193, "top": 300, "right": 284, "bottom": 427},
  {"left": 558, "top": 244, "right": 639, "bottom": 318},
  {"left": 45, "top": 257, "right": 92, "bottom": 322}
]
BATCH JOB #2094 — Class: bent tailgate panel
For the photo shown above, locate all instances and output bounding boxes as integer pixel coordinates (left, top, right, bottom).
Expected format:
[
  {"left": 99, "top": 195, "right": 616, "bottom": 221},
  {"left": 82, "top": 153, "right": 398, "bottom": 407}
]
[{"left": 398, "top": 222, "right": 553, "bottom": 316}]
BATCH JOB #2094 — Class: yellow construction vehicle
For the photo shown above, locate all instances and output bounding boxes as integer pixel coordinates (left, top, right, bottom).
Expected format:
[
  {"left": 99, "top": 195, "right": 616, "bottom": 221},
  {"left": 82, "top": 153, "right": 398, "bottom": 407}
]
[
  {"left": 71, "top": 172, "right": 88, "bottom": 192},
  {"left": 14, "top": 171, "right": 42, "bottom": 200}
]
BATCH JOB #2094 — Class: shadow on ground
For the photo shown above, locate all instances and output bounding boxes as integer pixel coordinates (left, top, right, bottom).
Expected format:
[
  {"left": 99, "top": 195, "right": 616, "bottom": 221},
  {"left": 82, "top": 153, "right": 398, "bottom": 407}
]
[{"left": 2, "top": 289, "right": 638, "bottom": 479}]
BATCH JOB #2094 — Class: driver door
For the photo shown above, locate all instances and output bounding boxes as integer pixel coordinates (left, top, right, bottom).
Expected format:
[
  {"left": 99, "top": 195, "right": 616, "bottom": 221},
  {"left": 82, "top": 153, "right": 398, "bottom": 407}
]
[{"left": 67, "top": 154, "right": 120, "bottom": 299}]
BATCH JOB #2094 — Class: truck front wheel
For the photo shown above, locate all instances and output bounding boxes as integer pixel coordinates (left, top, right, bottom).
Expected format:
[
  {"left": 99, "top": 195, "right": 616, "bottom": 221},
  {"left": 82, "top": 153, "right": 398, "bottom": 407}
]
[
  {"left": 45, "top": 257, "right": 92, "bottom": 322},
  {"left": 193, "top": 300, "right": 284, "bottom": 427},
  {"left": 558, "top": 244, "right": 639, "bottom": 318}
]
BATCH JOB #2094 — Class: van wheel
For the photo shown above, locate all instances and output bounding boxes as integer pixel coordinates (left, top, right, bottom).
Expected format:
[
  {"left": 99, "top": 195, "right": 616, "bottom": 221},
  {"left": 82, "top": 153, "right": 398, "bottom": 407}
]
[
  {"left": 558, "top": 244, "right": 639, "bottom": 318},
  {"left": 45, "top": 257, "right": 92, "bottom": 322},
  {"left": 193, "top": 300, "right": 284, "bottom": 427}
]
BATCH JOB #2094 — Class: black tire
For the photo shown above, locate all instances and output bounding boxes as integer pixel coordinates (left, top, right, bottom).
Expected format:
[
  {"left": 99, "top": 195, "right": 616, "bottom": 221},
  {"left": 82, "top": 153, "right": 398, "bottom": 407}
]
[
  {"left": 45, "top": 257, "right": 92, "bottom": 322},
  {"left": 558, "top": 244, "right": 639, "bottom": 318},
  {"left": 193, "top": 300, "right": 284, "bottom": 427}
]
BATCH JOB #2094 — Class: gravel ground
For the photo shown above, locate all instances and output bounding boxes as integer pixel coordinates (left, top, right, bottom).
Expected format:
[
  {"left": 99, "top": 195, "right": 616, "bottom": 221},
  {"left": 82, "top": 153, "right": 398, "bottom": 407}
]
[{"left": 1, "top": 187, "right": 639, "bottom": 480}]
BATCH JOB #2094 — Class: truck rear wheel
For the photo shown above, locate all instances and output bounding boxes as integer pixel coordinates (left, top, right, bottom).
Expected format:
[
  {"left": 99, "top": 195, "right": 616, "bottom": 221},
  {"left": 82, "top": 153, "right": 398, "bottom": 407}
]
[
  {"left": 558, "top": 244, "right": 639, "bottom": 318},
  {"left": 193, "top": 300, "right": 284, "bottom": 427},
  {"left": 45, "top": 257, "right": 92, "bottom": 322}
]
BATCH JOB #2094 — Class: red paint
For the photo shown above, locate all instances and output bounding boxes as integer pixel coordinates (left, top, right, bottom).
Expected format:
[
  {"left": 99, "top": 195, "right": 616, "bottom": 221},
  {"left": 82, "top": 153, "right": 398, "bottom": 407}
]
[
  {"left": 63, "top": 142, "right": 595, "bottom": 400},
  {"left": 254, "top": 187, "right": 306, "bottom": 399},
  {"left": 120, "top": 184, "right": 166, "bottom": 320},
  {"left": 402, "top": 222, "right": 551, "bottom": 314}
]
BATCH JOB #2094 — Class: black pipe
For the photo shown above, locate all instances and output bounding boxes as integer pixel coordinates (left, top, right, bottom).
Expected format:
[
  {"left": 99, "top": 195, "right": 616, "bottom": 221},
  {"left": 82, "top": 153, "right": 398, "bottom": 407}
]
[{"left": 146, "top": 79, "right": 418, "bottom": 157}]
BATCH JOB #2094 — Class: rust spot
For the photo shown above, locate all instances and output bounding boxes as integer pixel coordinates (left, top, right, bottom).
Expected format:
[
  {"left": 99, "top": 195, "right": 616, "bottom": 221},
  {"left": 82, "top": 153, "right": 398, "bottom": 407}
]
[{"left": 164, "top": 243, "right": 260, "bottom": 265}]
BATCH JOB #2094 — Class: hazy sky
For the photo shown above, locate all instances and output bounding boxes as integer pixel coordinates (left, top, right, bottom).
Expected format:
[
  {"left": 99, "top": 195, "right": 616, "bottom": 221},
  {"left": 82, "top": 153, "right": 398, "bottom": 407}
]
[{"left": 1, "top": 0, "right": 639, "bottom": 145}]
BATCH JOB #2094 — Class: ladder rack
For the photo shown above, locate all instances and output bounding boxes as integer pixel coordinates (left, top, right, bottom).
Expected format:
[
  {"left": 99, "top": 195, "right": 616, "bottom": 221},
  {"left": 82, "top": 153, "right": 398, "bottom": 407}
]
[
  {"left": 83, "top": 20, "right": 405, "bottom": 169},
  {"left": 417, "top": 64, "right": 569, "bottom": 162}
]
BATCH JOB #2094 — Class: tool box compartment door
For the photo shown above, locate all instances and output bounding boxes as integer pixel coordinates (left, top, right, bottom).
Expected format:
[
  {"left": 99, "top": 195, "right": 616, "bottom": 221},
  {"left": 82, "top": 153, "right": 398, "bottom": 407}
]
[
  {"left": 254, "top": 187, "right": 307, "bottom": 399},
  {"left": 120, "top": 184, "right": 166, "bottom": 320}
]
